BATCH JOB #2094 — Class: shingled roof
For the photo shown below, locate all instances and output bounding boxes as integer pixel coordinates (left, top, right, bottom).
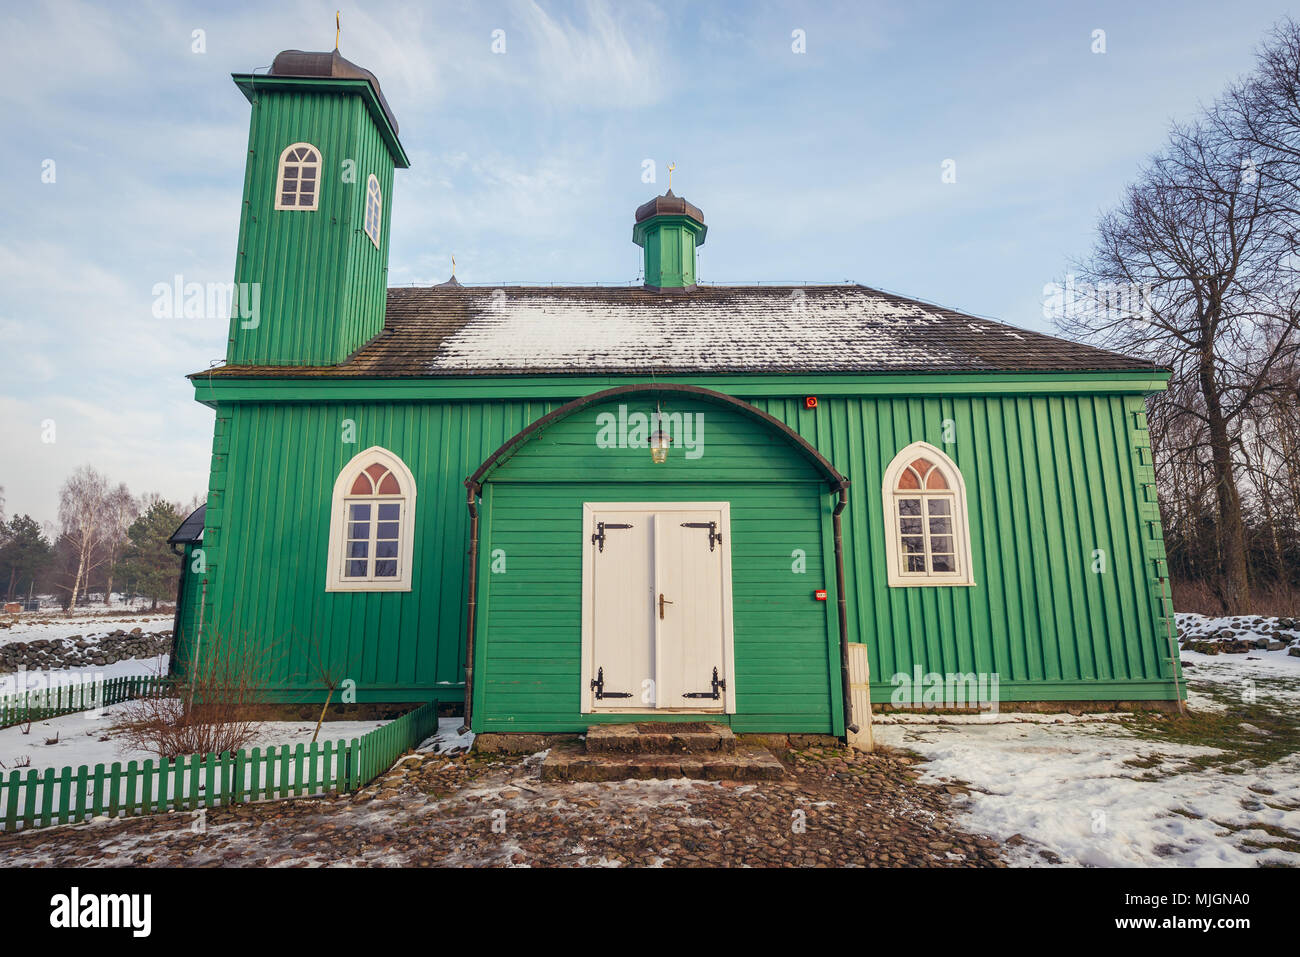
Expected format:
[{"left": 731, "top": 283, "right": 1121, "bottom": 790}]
[{"left": 200, "top": 284, "right": 1156, "bottom": 377}]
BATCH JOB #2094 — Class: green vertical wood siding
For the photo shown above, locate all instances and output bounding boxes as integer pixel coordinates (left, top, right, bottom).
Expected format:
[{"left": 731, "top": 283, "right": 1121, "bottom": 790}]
[
  {"left": 227, "top": 90, "right": 395, "bottom": 367},
  {"left": 746, "top": 392, "right": 1179, "bottom": 702},
  {"left": 188, "top": 380, "right": 1180, "bottom": 719},
  {"left": 199, "top": 398, "right": 558, "bottom": 701}
]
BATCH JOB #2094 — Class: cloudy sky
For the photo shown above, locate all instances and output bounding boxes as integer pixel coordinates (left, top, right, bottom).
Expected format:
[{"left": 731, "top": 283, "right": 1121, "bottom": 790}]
[{"left": 0, "top": 0, "right": 1292, "bottom": 527}]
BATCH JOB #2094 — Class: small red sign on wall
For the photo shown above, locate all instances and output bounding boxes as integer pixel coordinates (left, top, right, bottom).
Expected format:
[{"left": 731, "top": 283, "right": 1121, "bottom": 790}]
[
  {"left": 813, "top": 589, "right": 827, "bottom": 601},
  {"left": 805, "top": 396, "right": 818, "bottom": 409}
]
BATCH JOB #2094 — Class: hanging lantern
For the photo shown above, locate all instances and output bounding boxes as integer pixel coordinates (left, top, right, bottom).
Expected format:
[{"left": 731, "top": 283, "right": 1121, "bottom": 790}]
[{"left": 650, "top": 408, "right": 671, "bottom": 464}]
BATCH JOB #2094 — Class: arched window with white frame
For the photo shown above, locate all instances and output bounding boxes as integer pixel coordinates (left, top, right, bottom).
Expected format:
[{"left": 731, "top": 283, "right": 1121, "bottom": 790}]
[
  {"left": 275, "top": 143, "right": 321, "bottom": 210},
  {"left": 881, "top": 442, "right": 975, "bottom": 587},
  {"left": 363, "top": 174, "right": 382, "bottom": 248},
  {"left": 326, "top": 447, "right": 416, "bottom": 592}
]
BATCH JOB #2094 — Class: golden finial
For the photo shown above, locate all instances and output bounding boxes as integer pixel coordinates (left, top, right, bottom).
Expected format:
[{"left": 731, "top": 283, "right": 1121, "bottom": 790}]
[
  {"left": 451, "top": 254, "right": 456, "bottom": 277},
  {"left": 667, "top": 162, "right": 676, "bottom": 191},
  {"left": 335, "top": 11, "right": 341, "bottom": 50}
]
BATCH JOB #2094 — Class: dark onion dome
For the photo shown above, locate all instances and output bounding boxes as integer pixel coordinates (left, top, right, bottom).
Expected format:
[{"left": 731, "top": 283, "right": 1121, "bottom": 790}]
[
  {"left": 269, "top": 49, "right": 400, "bottom": 134},
  {"left": 634, "top": 189, "right": 705, "bottom": 225}
]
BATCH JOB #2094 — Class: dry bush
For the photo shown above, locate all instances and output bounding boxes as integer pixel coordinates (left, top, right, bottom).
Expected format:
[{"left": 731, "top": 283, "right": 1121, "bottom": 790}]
[
  {"left": 1172, "top": 578, "right": 1300, "bottom": 618},
  {"left": 114, "top": 631, "right": 271, "bottom": 759},
  {"left": 1243, "top": 581, "right": 1300, "bottom": 618}
]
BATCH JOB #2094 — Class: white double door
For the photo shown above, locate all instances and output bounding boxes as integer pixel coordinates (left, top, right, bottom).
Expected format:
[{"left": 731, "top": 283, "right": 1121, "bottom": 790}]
[{"left": 582, "top": 502, "right": 735, "bottom": 713}]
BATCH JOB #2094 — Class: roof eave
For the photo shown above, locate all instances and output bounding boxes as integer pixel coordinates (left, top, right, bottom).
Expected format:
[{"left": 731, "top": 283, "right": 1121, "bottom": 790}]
[{"left": 231, "top": 73, "right": 411, "bottom": 169}]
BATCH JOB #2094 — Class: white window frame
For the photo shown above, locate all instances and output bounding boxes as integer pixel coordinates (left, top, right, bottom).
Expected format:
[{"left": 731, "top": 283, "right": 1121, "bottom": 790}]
[
  {"left": 274, "top": 142, "right": 322, "bottom": 211},
  {"left": 881, "top": 441, "right": 975, "bottom": 587},
  {"left": 325, "top": 446, "right": 416, "bottom": 592},
  {"left": 363, "top": 173, "right": 382, "bottom": 248}
]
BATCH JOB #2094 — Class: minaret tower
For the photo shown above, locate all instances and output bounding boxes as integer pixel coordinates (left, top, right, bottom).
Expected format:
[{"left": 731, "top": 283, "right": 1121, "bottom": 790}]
[{"left": 226, "top": 48, "right": 410, "bottom": 366}]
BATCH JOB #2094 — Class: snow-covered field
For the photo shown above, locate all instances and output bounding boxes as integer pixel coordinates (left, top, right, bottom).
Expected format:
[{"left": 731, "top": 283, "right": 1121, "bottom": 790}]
[
  {"left": 0, "top": 612, "right": 173, "bottom": 647},
  {"left": 0, "top": 656, "right": 172, "bottom": 697},
  {"left": 1, "top": 608, "right": 174, "bottom": 694},
  {"left": 877, "top": 613, "right": 1300, "bottom": 867}
]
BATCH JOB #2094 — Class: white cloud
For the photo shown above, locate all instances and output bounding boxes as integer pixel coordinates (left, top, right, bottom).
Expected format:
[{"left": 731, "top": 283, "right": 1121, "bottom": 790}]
[
  {"left": 516, "top": 0, "right": 670, "bottom": 109},
  {"left": 0, "top": 0, "right": 1282, "bottom": 524}
]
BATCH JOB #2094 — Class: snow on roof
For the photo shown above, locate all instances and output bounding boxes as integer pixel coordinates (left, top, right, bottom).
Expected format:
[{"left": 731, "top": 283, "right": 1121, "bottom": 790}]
[{"left": 205, "top": 285, "right": 1157, "bottom": 377}]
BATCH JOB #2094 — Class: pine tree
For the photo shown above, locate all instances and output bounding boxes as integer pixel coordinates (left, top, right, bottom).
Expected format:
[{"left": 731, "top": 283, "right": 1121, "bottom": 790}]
[
  {"left": 121, "top": 501, "right": 184, "bottom": 610},
  {"left": 0, "top": 515, "right": 52, "bottom": 602}
]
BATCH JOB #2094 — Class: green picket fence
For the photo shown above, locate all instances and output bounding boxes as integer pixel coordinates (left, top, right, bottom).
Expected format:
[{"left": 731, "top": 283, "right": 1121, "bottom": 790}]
[
  {"left": 0, "top": 675, "right": 171, "bottom": 729},
  {"left": 352, "top": 698, "right": 442, "bottom": 785},
  {"left": 0, "top": 700, "right": 441, "bottom": 832}
]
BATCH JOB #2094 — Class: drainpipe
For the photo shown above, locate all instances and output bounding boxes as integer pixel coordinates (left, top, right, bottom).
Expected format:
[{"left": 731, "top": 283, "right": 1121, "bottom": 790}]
[
  {"left": 459, "top": 481, "right": 481, "bottom": 735},
  {"left": 832, "top": 483, "right": 858, "bottom": 735}
]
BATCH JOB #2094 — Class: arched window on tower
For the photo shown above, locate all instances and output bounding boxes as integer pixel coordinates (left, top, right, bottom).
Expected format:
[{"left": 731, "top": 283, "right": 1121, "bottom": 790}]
[
  {"left": 881, "top": 442, "right": 975, "bottom": 586},
  {"left": 275, "top": 143, "right": 321, "bottom": 211},
  {"left": 326, "top": 447, "right": 416, "bottom": 591},
  {"left": 363, "top": 174, "right": 382, "bottom": 248}
]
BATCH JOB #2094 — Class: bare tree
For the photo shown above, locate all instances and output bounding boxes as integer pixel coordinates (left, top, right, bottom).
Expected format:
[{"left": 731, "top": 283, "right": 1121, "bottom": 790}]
[
  {"left": 1149, "top": 380, "right": 1216, "bottom": 584},
  {"left": 294, "top": 631, "right": 350, "bottom": 744},
  {"left": 57, "top": 466, "right": 109, "bottom": 611},
  {"left": 1064, "top": 96, "right": 1299, "bottom": 612},
  {"left": 1221, "top": 19, "right": 1300, "bottom": 223},
  {"left": 99, "top": 483, "right": 138, "bottom": 607}
]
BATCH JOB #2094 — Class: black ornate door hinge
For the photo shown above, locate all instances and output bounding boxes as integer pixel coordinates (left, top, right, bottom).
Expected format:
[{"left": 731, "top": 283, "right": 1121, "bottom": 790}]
[
  {"left": 591, "top": 522, "right": 633, "bottom": 553},
  {"left": 682, "top": 666, "right": 726, "bottom": 700},
  {"left": 680, "top": 521, "right": 723, "bottom": 552},
  {"left": 591, "top": 666, "right": 633, "bottom": 700}
]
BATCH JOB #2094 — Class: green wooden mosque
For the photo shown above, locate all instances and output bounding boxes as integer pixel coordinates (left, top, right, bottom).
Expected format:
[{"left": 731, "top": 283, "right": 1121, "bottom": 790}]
[{"left": 171, "top": 47, "right": 1183, "bottom": 741}]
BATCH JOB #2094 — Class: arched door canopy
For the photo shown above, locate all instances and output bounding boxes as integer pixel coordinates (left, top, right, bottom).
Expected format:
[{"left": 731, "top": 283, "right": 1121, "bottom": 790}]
[
  {"left": 465, "top": 382, "right": 849, "bottom": 495},
  {"left": 458, "top": 382, "right": 858, "bottom": 742}
]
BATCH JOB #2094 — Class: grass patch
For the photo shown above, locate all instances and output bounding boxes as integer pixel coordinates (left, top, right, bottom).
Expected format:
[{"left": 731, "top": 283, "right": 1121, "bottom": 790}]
[
  {"left": 1213, "top": 819, "right": 1300, "bottom": 855},
  {"left": 1121, "top": 676, "right": 1300, "bottom": 774},
  {"left": 1123, "top": 754, "right": 1164, "bottom": 769}
]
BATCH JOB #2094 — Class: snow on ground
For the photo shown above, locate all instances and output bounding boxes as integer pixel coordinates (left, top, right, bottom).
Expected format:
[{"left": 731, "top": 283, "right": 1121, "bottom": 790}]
[
  {"left": 1176, "top": 611, "right": 1300, "bottom": 645},
  {"left": 416, "top": 717, "right": 475, "bottom": 754},
  {"left": 1181, "top": 648, "right": 1300, "bottom": 704},
  {"left": 0, "top": 656, "right": 172, "bottom": 700},
  {"left": 1, "top": 609, "right": 174, "bottom": 692},
  {"left": 876, "top": 717, "right": 1297, "bottom": 867},
  {"left": 877, "top": 622, "right": 1300, "bottom": 868},
  {"left": 0, "top": 612, "right": 173, "bottom": 646},
  {"left": 0, "top": 703, "right": 388, "bottom": 773}
]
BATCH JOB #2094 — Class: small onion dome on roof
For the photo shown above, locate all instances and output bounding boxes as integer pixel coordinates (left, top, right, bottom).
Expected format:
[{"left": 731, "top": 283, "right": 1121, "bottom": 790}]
[
  {"left": 634, "top": 189, "right": 704, "bottom": 225},
  {"left": 269, "top": 49, "right": 400, "bottom": 134}
]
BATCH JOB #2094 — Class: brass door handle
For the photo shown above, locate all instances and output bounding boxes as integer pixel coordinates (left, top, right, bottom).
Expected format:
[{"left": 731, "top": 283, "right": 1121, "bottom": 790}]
[{"left": 659, "top": 593, "right": 673, "bottom": 619}]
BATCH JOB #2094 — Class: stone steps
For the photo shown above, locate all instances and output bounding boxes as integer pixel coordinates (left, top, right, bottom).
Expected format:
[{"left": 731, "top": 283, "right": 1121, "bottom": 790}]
[
  {"left": 584, "top": 721, "right": 735, "bottom": 754},
  {"left": 539, "top": 723, "right": 785, "bottom": 782}
]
